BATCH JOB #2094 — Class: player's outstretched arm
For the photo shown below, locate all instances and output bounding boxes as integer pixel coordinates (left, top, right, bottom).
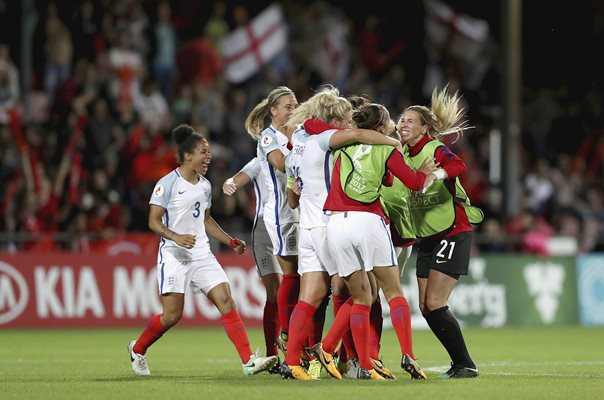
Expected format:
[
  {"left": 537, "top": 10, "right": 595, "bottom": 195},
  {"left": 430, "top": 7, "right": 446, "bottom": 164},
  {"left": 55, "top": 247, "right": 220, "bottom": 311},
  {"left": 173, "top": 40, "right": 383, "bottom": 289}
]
[
  {"left": 222, "top": 171, "right": 251, "bottom": 196},
  {"left": 204, "top": 209, "right": 246, "bottom": 254}
]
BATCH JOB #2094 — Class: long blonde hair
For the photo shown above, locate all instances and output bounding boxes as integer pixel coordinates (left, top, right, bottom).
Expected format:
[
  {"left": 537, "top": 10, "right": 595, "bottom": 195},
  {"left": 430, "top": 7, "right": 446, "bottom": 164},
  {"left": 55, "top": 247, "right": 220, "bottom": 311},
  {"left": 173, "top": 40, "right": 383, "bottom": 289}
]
[
  {"left": 244, "top": 86, "right": 295, "bottom": 140},
  {"left": 285, "top": 85, "right": 352, "bottom": 130},
  {"left": 404, "top": 85, "right": 473, "bottom": 142}
]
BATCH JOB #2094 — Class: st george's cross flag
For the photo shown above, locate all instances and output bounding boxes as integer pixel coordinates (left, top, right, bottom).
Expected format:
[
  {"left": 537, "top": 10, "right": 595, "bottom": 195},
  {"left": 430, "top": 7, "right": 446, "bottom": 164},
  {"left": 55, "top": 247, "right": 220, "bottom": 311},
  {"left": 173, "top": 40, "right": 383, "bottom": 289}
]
[
  {"left": 312, "top": 10, "right": 350, "bottom": 89},
  {"left": 424, "top": 0, "right": 489, "bottom": 62},
  {"left": 219, "top": 4, "right": 287, "bottom": 83},
  {"left": 422, "top": 0, "right": 494, "bottom": 92}
]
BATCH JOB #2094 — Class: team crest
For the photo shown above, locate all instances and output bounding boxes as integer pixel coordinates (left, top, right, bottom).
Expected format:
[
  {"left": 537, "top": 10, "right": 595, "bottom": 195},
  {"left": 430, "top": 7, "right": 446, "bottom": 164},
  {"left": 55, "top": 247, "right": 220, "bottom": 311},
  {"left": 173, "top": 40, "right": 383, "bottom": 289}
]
[
  {"left": 153, "top": 185, "right": 165, "bottom": 197},
  {"left": 286, "top": 235, "right": 297, "bottom": 251},
  {"left": 261, "top": 135, "right": 273, "bottom": 147}
]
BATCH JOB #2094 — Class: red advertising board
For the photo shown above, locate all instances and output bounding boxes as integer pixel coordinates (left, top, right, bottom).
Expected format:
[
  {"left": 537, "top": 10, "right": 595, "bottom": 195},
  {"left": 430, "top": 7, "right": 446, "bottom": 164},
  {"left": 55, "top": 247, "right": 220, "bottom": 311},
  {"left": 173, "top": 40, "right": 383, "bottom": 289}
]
[{"left": 0, "top": 252, "right": 265, "bottom": 328}]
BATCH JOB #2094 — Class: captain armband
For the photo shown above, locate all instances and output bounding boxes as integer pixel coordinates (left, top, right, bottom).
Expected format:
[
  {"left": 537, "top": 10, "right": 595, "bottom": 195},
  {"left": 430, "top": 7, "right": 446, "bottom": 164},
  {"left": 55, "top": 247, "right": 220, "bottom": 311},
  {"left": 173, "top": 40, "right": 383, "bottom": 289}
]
[{"left": 286, "top": 175, "right": 295, "bottom": 189}]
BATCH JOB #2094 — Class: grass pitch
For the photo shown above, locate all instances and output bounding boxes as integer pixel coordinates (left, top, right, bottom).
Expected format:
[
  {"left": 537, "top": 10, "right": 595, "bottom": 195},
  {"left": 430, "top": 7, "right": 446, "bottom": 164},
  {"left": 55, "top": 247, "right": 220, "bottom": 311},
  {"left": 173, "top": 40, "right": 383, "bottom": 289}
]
[{"left": 1, "top": 326, "right": 602, "bottom": 400}]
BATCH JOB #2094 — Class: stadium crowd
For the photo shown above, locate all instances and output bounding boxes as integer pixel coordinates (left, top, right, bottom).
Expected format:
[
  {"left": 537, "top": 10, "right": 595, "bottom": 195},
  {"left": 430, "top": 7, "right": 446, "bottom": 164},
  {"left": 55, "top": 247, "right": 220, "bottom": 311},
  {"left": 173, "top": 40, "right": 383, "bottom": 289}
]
[{"left": 1, "top": 0, "right": 603, "bottom": 254}]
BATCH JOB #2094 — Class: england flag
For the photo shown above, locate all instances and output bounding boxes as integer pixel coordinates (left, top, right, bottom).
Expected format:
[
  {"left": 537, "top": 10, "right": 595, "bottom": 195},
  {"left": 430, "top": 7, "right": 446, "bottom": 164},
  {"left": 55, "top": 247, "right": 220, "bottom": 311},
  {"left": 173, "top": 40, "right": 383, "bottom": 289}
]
[{"left": 219, "top": 4, "right": 287, "bottom": 84}]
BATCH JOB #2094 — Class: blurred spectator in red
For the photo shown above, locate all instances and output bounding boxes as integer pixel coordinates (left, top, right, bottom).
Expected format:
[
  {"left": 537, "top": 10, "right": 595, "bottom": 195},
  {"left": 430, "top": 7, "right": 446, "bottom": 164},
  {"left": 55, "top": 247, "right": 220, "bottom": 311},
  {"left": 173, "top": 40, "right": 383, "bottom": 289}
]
[
  {"left": 12, "top": 122, "right": 75, "bottom": 251},
  {"left": 124, "top": 125, "right": 177, "bottom": 187},
  {"left": 573, "top": 128, "right": 604, "bottom": 183},
  {"left": 357, "top": 14, "right": 405, "bottom": 79},
  {"left": 177, "top": 33, "right": 222, "bottom": 87},
  {"left": 108, "top": 29, "right": 144, "bottom": 105}
]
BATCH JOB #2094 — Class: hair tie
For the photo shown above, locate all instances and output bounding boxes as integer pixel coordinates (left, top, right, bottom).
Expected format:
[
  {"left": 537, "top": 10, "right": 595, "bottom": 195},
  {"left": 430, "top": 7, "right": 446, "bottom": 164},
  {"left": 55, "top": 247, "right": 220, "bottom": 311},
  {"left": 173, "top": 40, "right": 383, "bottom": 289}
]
[{"left": 372, "top": 105, "right": 385, "bottom": 130}]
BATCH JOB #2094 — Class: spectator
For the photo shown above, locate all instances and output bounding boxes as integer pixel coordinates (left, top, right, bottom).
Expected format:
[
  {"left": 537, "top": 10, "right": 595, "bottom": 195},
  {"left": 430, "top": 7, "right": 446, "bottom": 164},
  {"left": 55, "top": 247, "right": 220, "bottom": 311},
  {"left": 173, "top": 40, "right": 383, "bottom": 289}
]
[
  {"left": 107, "top": 29, "right": 144, "bottom": 105},
  {"left": 150, "top": 0, "right": 177, "bottom": 99},
  {"left": 0, "top": 0, "right": 603, "bottom": 254},
  {"left": 43, "top": 2, "right": 73, "bottom": 102},
  {"left": 177, "top": 32, "right": 222, "bottom": 87},
  {"left": 133, "top": 77, "right": 171, "bottom": 133},
  {"left": 70, "top": 0, "right": 101, "bottom": 62},
  {"left": 0, "top": 43, "right": 19, "bottom": 124},
  {"left": 204, "top": 0, "right": 229, "bottom": 48}
]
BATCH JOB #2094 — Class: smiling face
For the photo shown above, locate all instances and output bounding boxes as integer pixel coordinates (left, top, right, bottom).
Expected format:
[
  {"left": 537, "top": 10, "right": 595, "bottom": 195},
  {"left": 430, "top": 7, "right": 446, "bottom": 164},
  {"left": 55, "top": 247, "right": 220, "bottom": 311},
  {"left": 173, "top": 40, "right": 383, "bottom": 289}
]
[
  {"left": 186, "top": 138, "right": 211, "bottom": 175},
  {"left": 271, "top": 94, "right": 298, "bottom": 129},
  {"left": 397, "top": 110, "right": 427, "bottom": 146}
]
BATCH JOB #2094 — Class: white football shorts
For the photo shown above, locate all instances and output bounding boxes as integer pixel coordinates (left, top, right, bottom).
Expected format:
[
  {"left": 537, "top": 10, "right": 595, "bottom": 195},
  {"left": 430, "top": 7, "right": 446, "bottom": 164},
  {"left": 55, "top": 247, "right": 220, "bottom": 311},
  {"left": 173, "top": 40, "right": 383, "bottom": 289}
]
[
  {"left": 263, "top": 220, "right": 298, "bottom": 257},
  {"left": 157, "top": 253, "right": 229, "bottom": 296},
  {"left": 297, "top": 226, "right": 337, "bottom": 276},
  {"left": 326, "top": 211, "right": 397, "bottom": 277},
  {"left": 252, "top": 216, "right": 282, "bottom": 276}
]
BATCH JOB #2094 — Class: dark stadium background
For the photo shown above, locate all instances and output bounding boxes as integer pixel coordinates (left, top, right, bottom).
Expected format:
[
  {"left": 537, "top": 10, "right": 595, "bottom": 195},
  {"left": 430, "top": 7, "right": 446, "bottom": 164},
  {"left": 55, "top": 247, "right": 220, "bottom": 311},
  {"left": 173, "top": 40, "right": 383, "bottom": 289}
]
[{"left": 0, "top": 0, "right": 603, "bottom": 253}]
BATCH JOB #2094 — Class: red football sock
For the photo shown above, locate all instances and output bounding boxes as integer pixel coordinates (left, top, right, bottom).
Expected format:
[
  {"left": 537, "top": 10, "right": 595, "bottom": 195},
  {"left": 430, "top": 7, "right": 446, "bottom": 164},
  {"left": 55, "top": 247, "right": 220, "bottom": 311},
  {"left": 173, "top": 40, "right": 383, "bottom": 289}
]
[
  {"left": 263, "top": 301, "right": 279, "bottom": 356},
  {"left": 338, "top": 337, "right": 349, "bottom": 363},
  {"left": 285, "top": 301, "right": 316, "bottom": 366},
  {"left": 134, "top": 314, "right": 167, "bottom": 355},
  {"left": 332, "top": 294, "right": 349, "bottom": 361},
  {"left": 341, "top": 296, "right": 358, "bottom": 362},
  {"left": 307, "top": 320, "right": 325, "bottom": 351},
  {"left": 221, "top": 310, "right": 252, "bottom": 363},
  {"left": 389, "top": 296, "right": 414, "bottom": 359},
  {"left": 323, "top": 297, "right": 353, "bottom": 354},
  {"left": 350, "top": 304, "right": 372, "bottom": 370},
  {"left": 332, "top": 294, "right": 348, "bottom": 315},
  {"left": 369, "top": 299, "right": 383, "bottom": 359},
  {"left": 277, "top": 274, "right": 300, "bottom": 335},
  {"left": 341, "top": 330, "right": 357, "bottom": 360},
  {"left": 307, "top": 293, "right": 329, "bottom": 349}
]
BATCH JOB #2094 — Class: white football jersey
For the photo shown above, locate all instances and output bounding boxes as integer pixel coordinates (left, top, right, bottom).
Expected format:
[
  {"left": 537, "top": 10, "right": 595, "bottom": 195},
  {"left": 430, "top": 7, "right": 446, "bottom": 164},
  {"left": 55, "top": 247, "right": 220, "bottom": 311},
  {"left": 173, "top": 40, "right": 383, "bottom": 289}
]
[
  {"left": 149, "top": 168, "right": 212, "bottom": 263},
  {"left": 286, "top": 127, "right": 337, "bottom": 229},
  {"left": 240, "top": 156, "right": 266, "bottom": 219},
  {"left": 257, "top": 125, "right": 299, "bottom": 225}
]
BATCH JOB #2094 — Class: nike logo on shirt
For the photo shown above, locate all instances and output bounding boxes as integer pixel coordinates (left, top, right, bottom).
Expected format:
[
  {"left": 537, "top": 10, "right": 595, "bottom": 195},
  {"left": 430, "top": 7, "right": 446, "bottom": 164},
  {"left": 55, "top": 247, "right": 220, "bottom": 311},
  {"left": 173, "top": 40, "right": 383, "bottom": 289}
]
[
  {"left": 178, "top": 190, "right": 187, "bottom": 194},
  {"left": 436, "top": 259, "right": 447, "bottom": 263}
]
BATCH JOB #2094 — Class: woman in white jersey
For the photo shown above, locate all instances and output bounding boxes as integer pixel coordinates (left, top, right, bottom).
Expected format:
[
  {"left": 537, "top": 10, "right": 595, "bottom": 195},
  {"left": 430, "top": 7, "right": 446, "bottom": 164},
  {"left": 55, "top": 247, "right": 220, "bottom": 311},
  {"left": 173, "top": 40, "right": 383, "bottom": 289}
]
[
  {"left": 279, "top": 86, "right": 403, "bottom": 380},
  {"left": 222, "top": 157, "right": 281, "bottom": 372},
  {"left": 244, "top": 86, "right": 300, "bottom": 355},
  {"left": 127, "top": 124, "right": 277, "bottom": 377}
]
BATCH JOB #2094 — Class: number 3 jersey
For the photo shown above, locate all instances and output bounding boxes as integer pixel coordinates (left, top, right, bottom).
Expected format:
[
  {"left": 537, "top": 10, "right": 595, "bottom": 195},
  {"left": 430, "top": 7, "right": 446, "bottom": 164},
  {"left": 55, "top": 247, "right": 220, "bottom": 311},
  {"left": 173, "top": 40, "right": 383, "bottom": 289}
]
[{"left": 149, "top": 168, "right": 213, "bottom": 262}]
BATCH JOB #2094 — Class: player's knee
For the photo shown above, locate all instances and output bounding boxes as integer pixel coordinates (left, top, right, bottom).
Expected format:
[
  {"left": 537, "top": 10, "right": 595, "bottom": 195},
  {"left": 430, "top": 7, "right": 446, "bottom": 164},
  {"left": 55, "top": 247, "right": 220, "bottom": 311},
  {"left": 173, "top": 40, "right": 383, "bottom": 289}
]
[
  {"left": 219, "top": 296, "right": 237, "bottom": 313},
  {"left": 264, "top": 284, "right": 279, "bottom": 302},
  {"left": 162, "top": 311, "right": 183, "bottom": 327},
  {"left": 380, "top": 285, "right": 403, "bottom": 302},
  {"left": 265, "top": 289, "right": 278, "bottom": 303},
  {"left": 423, "top": 297, "right": 445, "bottom": 313}
]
